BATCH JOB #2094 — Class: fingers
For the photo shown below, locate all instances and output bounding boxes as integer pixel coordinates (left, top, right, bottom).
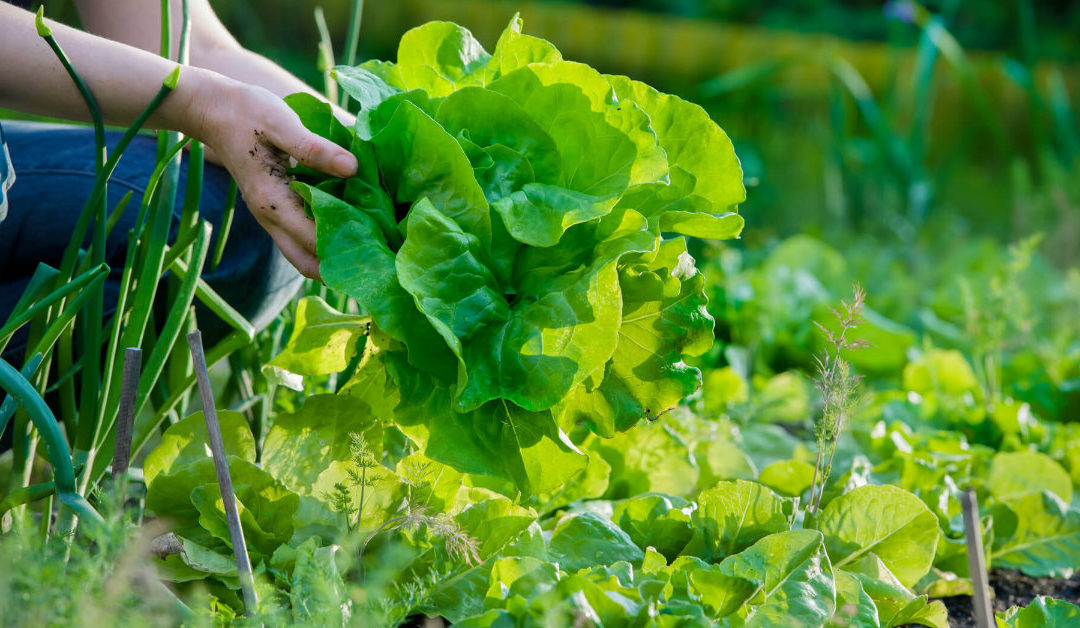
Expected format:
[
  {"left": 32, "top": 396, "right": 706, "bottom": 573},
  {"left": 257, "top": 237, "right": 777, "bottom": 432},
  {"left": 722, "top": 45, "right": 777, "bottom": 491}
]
[
  {"left": 268, "top": 108, "right": 357, "bottom": 178},
  {"left": 269, "top": 228, "right": 321, "bottom": 281},
  {"left": 209, "top": 89, "right": 349, "bottom": 280},
  {"left": 248, "top": 198, "right": 320, "bottom": 280},
  {"left": 253, "top": 199, "right": 319, "bottom": 281},
  {"left": 239, "top": 167, "right": 320, "bottom": 280}
]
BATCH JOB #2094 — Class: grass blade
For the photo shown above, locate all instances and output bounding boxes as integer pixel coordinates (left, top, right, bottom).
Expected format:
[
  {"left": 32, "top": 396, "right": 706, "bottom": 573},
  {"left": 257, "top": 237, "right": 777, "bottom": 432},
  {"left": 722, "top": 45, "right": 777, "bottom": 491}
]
[{"left": 209, "top": 180, "right": 237, "bottom": 272}]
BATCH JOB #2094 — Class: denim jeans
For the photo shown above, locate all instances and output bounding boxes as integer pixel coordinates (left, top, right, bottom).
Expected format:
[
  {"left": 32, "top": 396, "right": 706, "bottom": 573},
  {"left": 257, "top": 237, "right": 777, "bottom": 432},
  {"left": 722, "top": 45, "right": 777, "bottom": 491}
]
[{"left": 0, "top": 121, "right": 303, "bottom": 362}]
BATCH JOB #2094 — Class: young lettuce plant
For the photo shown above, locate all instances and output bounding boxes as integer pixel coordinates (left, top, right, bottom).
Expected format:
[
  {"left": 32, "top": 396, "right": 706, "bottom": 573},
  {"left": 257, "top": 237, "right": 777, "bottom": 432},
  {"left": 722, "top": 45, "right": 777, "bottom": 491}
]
[
  {"left": 808, "top": 284, "right": 868, "bottom": 513},
  {"left": 284, "top": 15, "right": 746, "bottom": 494}
]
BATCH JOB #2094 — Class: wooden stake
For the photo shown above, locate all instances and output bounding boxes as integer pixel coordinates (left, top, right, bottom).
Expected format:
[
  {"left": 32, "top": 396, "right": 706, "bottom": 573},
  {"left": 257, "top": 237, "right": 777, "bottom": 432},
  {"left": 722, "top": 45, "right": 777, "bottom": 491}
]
[
  {"left": 111, "top": 348, "right": 142, "bottom": 477},
  {"left": 961, "top": 488, "right": 994, "bottom": 628},
  {"left": 187, "top": 330, "right": 258, "bottom": 612}
]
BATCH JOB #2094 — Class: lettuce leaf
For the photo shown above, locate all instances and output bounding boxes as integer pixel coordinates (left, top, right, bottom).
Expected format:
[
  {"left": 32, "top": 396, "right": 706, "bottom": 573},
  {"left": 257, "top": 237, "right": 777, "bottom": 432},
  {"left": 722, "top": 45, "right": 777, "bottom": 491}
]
[{"left": 286, "top": 16, "right": 744, "bottom": 492}]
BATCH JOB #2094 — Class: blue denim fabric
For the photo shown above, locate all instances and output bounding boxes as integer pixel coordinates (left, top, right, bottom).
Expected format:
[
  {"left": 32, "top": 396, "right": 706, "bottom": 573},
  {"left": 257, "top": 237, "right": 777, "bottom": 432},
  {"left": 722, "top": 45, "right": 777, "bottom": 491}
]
[{"left": 0, "top": 121, "right": 303, "bottom": 361}]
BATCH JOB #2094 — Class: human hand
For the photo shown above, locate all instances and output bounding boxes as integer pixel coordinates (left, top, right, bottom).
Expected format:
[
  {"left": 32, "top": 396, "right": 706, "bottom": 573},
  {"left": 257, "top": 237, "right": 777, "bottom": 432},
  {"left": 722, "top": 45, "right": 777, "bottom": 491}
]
[{"left": 188, "top": 75, "right": 357, "bottom": 279}]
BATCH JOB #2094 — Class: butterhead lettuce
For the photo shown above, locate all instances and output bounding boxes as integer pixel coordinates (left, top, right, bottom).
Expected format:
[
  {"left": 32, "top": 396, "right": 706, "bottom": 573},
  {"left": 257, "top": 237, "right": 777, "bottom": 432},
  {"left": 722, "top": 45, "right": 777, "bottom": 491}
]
[{"left": 286, "top": 15, "right": 745, "bottom": 494}]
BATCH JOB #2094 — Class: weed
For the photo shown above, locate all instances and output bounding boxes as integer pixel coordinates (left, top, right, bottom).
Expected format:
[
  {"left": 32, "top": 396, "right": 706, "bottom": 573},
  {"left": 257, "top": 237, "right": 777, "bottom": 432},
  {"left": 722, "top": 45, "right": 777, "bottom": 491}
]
[
  {"left": 808, "top": 284, "right": 868, "bottom": 513},
  {"left": 962, "top": 236, "right": 1040, "bottom": 405},
  {"left": 327, "top": 433, "right": 381, "bottom": 531}
]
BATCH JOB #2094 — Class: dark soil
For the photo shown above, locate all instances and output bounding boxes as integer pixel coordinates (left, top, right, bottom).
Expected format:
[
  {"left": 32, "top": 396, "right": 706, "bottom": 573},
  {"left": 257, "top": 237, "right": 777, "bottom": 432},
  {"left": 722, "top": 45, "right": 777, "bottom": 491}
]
[
  {"left": 402, "top": 616, "right": 446, "bottom": 628},
  {"left": 938, "top": 569, "right": 1080, "bottom": 628}
]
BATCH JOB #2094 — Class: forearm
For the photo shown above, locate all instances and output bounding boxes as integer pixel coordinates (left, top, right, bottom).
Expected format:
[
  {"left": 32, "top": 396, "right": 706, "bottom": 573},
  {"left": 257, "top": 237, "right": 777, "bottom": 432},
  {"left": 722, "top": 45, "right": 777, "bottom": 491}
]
[
  {"left": 0, "top": 4, "right": 224, "bottom": 141},
  {"left": 193, "top": 46, "right": 352, "bottom": 124},
  {"left": 73, "top": 0, "right": 346, "bottom": 119},
  {"left": 2, "top": 2, "right": 357, "bottom": 279},
  {"left": 190, "top": 44, "right": 314, "bottom": 99}
]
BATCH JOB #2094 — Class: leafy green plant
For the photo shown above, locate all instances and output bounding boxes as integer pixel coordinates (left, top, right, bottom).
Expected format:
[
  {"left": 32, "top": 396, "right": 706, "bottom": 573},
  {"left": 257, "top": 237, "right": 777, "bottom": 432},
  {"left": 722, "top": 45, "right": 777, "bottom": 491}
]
[
  {"left": 997, "top": 596, "right": 1080, "bottom": 627},
  {"left": 961, "top": 235, "right": 1040, "bottom": 405},
  {"left": 137, "top": 392, "right": 501, "bottom": 619},
  {"left": 277, "top": 15, "right": 746, "bottom": 494}
]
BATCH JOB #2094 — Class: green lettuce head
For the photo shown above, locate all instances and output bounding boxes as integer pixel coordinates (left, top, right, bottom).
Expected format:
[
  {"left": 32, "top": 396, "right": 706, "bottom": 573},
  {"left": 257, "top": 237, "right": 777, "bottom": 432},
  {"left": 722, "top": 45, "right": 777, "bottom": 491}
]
[{"left": 286, "top": 15, "right": 745, "bottom": 494}]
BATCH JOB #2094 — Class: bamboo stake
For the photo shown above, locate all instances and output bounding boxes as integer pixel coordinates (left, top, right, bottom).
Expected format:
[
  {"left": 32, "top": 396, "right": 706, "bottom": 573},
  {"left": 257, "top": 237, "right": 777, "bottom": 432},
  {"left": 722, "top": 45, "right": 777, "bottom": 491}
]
[
  {"left": 110, "top": 348, "right": 142, "bottom": 477},
  {"left": 961, "top": 488, "right": 994, "bottom": 628},
  {"left": 186, "top": 330, "right": 258, "bottom": 612}
]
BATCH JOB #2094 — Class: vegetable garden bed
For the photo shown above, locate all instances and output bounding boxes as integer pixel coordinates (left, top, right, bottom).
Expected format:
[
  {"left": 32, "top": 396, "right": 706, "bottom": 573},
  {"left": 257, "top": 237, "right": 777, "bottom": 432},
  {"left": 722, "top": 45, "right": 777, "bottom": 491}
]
[
  {"left": 4, "top": 8, "right": 1080, "bottom": 628},
  {"left": 941, "top": 570, "right": 1080, "bottom": 627}
]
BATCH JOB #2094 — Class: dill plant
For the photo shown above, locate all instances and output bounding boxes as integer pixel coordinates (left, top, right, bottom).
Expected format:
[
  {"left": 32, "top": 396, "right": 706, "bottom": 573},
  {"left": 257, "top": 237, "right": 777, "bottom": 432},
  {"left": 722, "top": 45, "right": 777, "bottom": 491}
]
[
  {"left": 327, "top": 433, "right": 381, "bottom": 532},
  {"left": 326, "top": 432, "right": 480, "bottom": 567},
  {"left": 0, "top": 484, "right": 194, "bottom": 628},
  {"left": 961, "top": 236, "right": 1039, "bottom": 405},
  {"left": 808, "top": 284, "right": 868, "bottom": 514}
]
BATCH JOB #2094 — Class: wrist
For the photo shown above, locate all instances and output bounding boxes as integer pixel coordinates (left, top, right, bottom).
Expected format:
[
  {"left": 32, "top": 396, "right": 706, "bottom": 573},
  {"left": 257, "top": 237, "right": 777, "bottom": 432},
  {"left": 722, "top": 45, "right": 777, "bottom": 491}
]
[{"left": 157, "top": 65, "right": 238, "bottom": 143}]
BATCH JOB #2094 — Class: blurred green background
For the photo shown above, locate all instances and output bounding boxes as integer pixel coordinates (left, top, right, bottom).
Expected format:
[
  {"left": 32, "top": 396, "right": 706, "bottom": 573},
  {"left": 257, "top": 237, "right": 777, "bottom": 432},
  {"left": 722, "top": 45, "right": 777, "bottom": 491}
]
[{"left": 205, "top": 0, "right": 1080, "bottom": 264}]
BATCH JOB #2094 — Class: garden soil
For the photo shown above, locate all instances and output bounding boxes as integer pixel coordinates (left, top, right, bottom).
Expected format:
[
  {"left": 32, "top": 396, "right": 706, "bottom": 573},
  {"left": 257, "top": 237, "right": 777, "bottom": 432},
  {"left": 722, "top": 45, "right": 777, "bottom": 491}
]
[{"left": 934, "top": 569, "right": 1080, "bottom": 628}]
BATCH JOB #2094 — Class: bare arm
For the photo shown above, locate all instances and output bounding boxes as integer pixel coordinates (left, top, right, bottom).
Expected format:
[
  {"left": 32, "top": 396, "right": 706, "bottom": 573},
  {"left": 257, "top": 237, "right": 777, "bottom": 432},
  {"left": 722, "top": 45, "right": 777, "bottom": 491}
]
[
  {"left": 0, "top": 5, "right": 197, "bottom": 132},
  {"left": 74, "top": 0, "right": 347, "bottom": 114},
  {"left": 0, "top": 4, "right": 353, "bottom": 278}
]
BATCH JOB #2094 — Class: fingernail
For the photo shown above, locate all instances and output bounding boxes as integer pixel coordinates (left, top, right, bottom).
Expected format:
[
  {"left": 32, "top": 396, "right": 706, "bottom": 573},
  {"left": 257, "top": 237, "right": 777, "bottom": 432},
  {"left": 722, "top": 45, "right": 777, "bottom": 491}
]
[{"left": 332, "top": 153, "right": 357, "bottom": 177}]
